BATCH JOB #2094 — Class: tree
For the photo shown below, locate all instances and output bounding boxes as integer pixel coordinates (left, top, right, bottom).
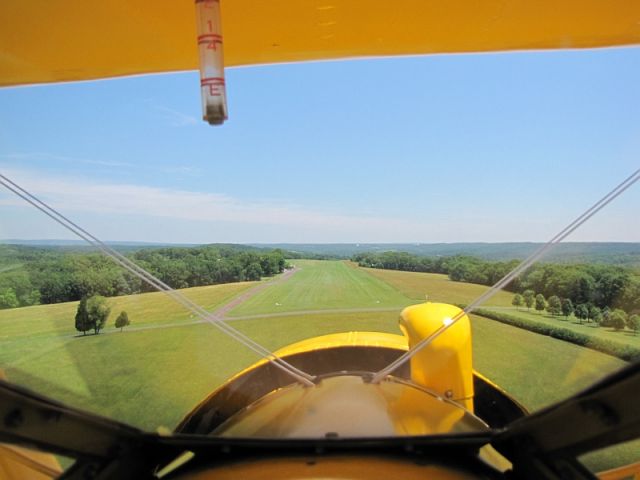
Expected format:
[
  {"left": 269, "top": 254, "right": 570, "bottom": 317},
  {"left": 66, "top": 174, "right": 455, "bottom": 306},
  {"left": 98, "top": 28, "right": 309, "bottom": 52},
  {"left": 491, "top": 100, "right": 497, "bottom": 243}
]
[
  {"left": 575, "top": 304, "right": 589, "bottom": 324},
  {"left": 244, "top": 263, "right": 263, "bottom": 281},
  {"left": 0, "top": 288, "right": 19, "bottom": 309},
  {"left": 620, "top": 278, "right": 640, "bottom": 314},
  {"left": 547, "top": 295, "right": 562, "bottom": 316},
  {"left": 115, "top": 311, "right": 130, "bottom": 332},
  {"left": 561, "top": 298, "right": 574, "bottom": 319},
  {"left": 595, "top": 271, "right": 630, "bottom": 309},
  {"left": 609, "top": 309, "right": 627, "bottom": 331},
  {"left": 627, "top": 314, "right": 640, "bottom": 335},
  {"left": 601, "top": 307, "right": 611, "bottom": 327},
  {"left": 20, "top": 289, "right": 41, "bottom": 307},
  {"left": 590, "top": 306, "right": 603, "bottom": 326},
  {"left": 523, "top": 290, "right": 535, "bottom": 311},
  {"left": 512, "top": 294, "right": 524, "bottom": 310},
  {"left": 566, "top": 271, "right": 596, "bottom": 306},
  {"left": 535, "top": 294, "right": 546, "bottom": 313},
  {"left": 75, "top": 297, "right": 91, "bottom": 335},
  {"left": 86, "top": 295, "right": 111, "bottom": 335}
]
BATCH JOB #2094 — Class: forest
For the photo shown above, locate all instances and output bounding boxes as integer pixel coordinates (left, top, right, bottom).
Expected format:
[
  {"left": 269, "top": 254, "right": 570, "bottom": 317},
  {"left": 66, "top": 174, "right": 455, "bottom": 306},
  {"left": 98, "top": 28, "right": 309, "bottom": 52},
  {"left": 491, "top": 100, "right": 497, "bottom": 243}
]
[
  {"left": 0, "top": 244, "right": 288, "bottom": 308},
  {"left": 353, "top": 251, "right": 640, "bottom": 314}
]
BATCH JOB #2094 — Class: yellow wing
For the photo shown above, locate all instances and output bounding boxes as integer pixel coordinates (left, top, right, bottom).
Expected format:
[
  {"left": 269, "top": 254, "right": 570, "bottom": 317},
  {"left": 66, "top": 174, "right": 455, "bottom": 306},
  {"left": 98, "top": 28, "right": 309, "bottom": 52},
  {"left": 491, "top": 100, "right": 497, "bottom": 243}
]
[{"left": 1, "top": 0, "right": 640, "bottom": 87}]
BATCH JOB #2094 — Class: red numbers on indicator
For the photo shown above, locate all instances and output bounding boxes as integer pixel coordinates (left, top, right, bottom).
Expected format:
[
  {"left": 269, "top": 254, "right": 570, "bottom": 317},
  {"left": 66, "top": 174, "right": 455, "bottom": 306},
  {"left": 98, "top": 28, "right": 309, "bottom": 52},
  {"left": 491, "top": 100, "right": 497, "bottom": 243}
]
[{"left": 197, "top": 34, "right": 222, "bottom": 51}]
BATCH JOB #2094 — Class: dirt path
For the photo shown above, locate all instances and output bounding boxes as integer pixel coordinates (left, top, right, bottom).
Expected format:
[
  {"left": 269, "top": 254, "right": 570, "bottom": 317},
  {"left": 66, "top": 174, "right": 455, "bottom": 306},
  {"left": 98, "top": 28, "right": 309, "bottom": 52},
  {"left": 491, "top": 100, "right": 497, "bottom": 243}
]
[{"left": 208, "top": 267, "right": 300, "bottom": 320}]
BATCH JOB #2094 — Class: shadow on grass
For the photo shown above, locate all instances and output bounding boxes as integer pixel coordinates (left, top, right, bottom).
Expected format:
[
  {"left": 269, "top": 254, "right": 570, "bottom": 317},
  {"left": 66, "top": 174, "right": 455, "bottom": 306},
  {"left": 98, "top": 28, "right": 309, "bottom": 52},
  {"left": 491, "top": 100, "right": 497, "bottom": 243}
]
[{"left": 3, "top": 367, "right": 92, "bottom": 408}]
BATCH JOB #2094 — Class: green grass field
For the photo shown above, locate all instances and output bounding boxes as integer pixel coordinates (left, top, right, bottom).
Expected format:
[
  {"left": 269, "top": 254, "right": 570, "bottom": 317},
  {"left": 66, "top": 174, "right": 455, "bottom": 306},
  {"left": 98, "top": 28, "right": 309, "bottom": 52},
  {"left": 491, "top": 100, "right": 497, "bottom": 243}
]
[
  {"left": 361, "top": 267, "right": 515, "bottom": 306},
  {"left": 0, "top": 260, "right": 634, "bottom": 471},
  {"left": 469, "top": 315, "right": 626, "bottom": 409},
  {"left": 0, "top": 281, "right": 257, "bottom": 341},
  {"left": 2, "top": 308, "right": 625, "bottom": 430},
  {"left": 227, "top": 260, "right": 413, "bottom": 316},
  {"left": 0, "top": 281, "right": 257, "bottom": 394},
  {"left": 485, "top": 307, "right": 640, "bottom": 350}
]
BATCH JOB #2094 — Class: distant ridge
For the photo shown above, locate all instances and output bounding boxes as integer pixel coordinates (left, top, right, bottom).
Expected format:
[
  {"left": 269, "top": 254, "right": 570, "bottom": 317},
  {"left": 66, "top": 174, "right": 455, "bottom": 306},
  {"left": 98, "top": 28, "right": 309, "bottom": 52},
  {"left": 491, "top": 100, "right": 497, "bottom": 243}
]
[
  {"left": 249, "top": 242, "right": 640, "bottom": 266},
  {"left": 2, "top": 240, "right": 639, "bottom": 266},
  {"left": 0, "top": 239, "right": 197, "bottom": 247}
]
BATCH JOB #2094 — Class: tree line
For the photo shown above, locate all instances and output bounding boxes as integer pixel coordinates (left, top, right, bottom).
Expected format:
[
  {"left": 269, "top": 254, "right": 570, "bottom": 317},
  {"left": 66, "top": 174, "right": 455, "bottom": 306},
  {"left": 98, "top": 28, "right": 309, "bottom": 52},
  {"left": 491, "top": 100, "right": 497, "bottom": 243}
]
[
  {"left": 511, "top": 291, "right": 639, "bottom": 333},
  {"left": 0, "top": 245, "right": 288, "bottom": 308},
  {"left": 352, "top": 251, "right": 640, "bottom": 313}
]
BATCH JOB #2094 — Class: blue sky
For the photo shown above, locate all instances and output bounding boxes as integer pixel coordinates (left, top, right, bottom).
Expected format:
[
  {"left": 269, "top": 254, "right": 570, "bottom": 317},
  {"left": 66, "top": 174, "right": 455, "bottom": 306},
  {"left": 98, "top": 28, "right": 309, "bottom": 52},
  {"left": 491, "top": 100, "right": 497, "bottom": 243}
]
[{"left": 1, "top": 47, "right": 639, "bottom": 243}]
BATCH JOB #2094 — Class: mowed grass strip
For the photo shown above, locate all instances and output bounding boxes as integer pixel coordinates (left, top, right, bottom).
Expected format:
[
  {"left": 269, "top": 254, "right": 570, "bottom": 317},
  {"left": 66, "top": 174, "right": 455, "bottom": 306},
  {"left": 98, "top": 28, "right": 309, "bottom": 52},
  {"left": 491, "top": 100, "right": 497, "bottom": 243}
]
[
  {"left": 228, "top": 260, "right": 413, "bottom": 316},
  {"left": 0, "top": 281, "right": 258, "bottom": 341},
  {"left": 361, "top": 267, "right": 515, "bottom": 306}
]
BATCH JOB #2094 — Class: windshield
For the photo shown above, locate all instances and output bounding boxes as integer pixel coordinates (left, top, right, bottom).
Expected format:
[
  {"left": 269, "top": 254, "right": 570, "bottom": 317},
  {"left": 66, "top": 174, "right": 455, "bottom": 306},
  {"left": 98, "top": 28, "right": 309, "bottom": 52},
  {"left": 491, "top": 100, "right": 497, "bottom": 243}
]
[{"left": 1, "top": 47, "right": 639, "bottom": 474}]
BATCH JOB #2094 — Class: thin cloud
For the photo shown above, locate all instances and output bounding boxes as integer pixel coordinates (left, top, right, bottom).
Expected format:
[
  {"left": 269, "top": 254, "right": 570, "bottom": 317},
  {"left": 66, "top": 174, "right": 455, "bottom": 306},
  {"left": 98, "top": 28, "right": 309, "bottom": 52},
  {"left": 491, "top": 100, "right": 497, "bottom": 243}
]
[
  {"left": 0, "top": 167, "right": 419, "bottom": 235},
  {"left": 149, "top": 102, "right": 199, "bottom": 127},
  {"left": 0, "top": 152, "right": 135, "bottom": 168},
  {"left": 1, "top": 153, "right": 199, "bottom": 177},
  {"left": 2, "top": 167, "right": 634, "bottom": 243},
  {"left": 159, "top": 165, "right": 202, "bottom": 176}
]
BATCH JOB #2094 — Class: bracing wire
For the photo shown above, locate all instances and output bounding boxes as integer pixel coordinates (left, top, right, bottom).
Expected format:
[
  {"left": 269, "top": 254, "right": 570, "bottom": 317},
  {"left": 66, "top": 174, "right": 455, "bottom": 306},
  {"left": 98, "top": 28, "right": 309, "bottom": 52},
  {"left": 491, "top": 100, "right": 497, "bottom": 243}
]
[
  {"left": 371, "top": 167, "right": 640, "bottom": 383},
  {"left": 0, "top": 173, "right": 316, "bottom": 386}
]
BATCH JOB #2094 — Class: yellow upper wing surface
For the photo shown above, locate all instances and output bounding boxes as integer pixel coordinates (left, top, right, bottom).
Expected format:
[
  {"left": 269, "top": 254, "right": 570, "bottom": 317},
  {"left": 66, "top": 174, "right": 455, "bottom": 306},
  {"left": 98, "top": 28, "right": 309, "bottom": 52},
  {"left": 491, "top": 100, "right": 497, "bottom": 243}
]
[{"left": 1, "top": 0, "right": 640, "bottom": 87}]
